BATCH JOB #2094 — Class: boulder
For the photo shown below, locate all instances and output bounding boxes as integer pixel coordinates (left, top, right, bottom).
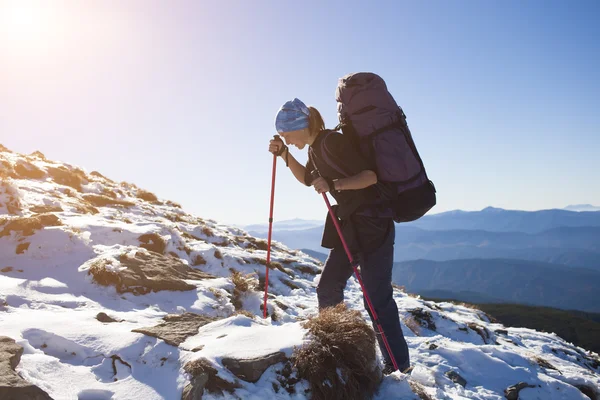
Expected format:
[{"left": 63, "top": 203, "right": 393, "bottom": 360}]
[
  {"left": 222, "top": 352, "right": 287, "bottom": 383},
  {"left": 0, "top": 336, "right": 53, "bottom": 399}
]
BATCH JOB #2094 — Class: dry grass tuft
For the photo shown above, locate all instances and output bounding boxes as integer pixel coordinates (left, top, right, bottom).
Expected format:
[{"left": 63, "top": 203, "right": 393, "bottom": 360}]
[
  {"left": 82, "top": 194, "right": 135, "bottom": 208},
  {"left": 293, "top": 304, "right": 380, "bottom": 400},
  {"left": 14, "top": 161, "right": 45, "bottom": 179},
  {"left": 136, "top": 189, "right": 158, "bottom": 202},
  {"left": 138, "top": 233, "right": 166, "bottom": 254},
  {"left": 230, "top": 270, "right": 257, "bottom": 310},
  {"left": 234, "top": 309, "right": 255, "bottom": 319},
  {"left": 46, "top": 166, "right": 86, "bottom": 192},
  {"left": 191, "top": 254, "right": 207, "bottom": 266},
  {"left": 165, "top": 200, "right": 182, "bottom": 208},
  {"left": 0, "top": 180, "right": 22, "bottom": 215},
  {"left": 214, "top": 249, "right": 223, "bottom": 260}
]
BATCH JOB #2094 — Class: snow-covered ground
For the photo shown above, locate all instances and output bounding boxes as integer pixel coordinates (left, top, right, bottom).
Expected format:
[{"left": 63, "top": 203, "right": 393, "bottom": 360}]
[{"left": 1, "top": 147, "right": 599, "bottom": 400}]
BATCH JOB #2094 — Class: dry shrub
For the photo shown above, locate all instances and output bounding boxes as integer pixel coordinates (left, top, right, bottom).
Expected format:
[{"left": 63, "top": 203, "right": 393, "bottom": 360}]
[
  {"left": 90, "top": 171, "right": 113, "bottom": 182},
  {"left": 136, "top": 189, "right": 158, "bottom": 202},
  {"left": 182, "top": 231, "right": 202, "bottom": 241},
  {"left": 15, "top": 242, "right": 30, "bottom": 254},
  {"left": 192, "top": 254, "right": 207, "bottom": 266},
  {"left": 29, "top": 205, "right": 63, "bottom": 214},
  {"left": 533, "top": 356, "right": 558, "bottom": 371},
  {"left": 392, "top": 283, "right": 405, "bottom": 292},
  {"left": 245, "top": 237, "right": 269, "bottom": 251},
  {"left": 293, "top": 304, "right": 380, "bottom": 400},
  {"left": 166, "top": 200, "right": 182, "bottom": 208},
  {"left": 234, "top": 309, "right": 255, "bottom": 319},
  {"left": 14, "top": 161, "right": 45, "bottom": 179},
  {"left": 230, "top": 270, "right": 257, "bottom": 310},
  {"left": 138, "top": 233, "right": 166, "bottom": 254},
  {"left": 101, "top": 188, "right": 118, "bottom": 199},
  {"left": 46, "top": 166, "right": 86, "bottom": 192},
  {"left": 82, "top": 194, "right": 135, "bottom": 208},
  {"left": 269, "top": 261, "right": 293, "bottom": 277},
  {"left": 88, "top": 259, "right": 121, "bottom": 288},
  {"left": 281, "top": 278, "right": 300, "bottom": 290},
  {"left": 0, "top": 180, "right": 22, "bottom": 215},
  {"left": 0, "top": 214, "right": 62, "bottom": 238},
  {"left": 0, "top": 160, "right": 16, "bottom": 179},
  {"left": 29, "top": 151, "right": 47, "bottom": 160},
  {"left": 295, "top": 264, "right": 319, "bottom": 275},
  {"left": 73, "top": 203, "right": 100, "bottom": 215}
]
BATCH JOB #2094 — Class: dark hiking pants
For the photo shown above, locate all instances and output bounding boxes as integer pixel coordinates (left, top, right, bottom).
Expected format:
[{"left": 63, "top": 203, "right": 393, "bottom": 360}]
[{"left": 316, "top": 223, "right": 410, "bottom": 370}]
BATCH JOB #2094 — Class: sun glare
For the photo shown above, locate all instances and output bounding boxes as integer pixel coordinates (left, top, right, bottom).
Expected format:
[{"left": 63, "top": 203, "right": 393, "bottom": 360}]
[{"left": 0, "top": 0, "right": 51, "bottom": 44}]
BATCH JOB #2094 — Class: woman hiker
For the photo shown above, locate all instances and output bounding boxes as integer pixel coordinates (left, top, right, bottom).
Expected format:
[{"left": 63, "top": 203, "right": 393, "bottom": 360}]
[{"left": 268, "top": 98, "right": 411, "bottom": 374}]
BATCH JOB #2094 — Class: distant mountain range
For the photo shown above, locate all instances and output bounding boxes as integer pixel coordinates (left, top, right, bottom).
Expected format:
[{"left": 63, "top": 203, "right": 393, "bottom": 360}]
[
  {"left": 245, "top": 207, "right": 600, "bottom": 236},
  {"left": 249, "top": 224, "right": 600, "bottom": 271},
  {"left": 406, "top": 206, "right": 600, "bottom": 233},
  {"left": 564, "top": 204, "right": 600, "bottom": 212},
  {"left": 392, "top": 258, "right": 600, "bottom": 313},
  {"left": 244, "top": 208, "right": 600, "bottom": 313}
]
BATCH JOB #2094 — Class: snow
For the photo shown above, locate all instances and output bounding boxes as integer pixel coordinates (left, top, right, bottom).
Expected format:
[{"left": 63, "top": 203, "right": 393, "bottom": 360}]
[{"left": 1, "top": 148, "right": 599, "bottom": 400}]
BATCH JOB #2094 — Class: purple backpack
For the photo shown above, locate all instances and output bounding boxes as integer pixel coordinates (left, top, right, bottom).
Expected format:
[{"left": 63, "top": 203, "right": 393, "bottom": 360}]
[{"left": 334, "top": 72, "right": 436, "bottom": 222}]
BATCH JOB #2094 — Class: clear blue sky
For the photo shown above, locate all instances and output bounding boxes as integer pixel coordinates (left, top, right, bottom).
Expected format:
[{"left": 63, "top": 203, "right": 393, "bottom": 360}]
[{"left": 1, "top": 0, "right": 599, "bottom": 225}]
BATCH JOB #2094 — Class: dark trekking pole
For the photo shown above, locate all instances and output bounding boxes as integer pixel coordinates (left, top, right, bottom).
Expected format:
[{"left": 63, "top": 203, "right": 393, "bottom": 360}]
[
  {"left": 263, "top": 135, "right": 280, "bottom": 319},
  {"left": 311, "top": 170, "right": 399, "bottom": 371}
]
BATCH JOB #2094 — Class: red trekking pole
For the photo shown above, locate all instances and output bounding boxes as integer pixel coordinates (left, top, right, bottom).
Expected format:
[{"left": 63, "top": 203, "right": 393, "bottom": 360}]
[
  {"left": 315, "top": 173, "right": 399, "bottom": 371},
  {"left": 263, "top": 135, "right": 279, "bottom": 319}
]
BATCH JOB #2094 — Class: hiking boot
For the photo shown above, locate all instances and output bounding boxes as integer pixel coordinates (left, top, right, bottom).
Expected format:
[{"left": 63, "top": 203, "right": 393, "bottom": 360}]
[{"left": 383, "top": 363, "right": 413, "bottom": 375}]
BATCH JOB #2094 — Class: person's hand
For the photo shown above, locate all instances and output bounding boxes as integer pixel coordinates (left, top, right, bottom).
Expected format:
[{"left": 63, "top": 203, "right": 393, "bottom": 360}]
[
  {"left": 268, "top": 136, "right": 287, "bottom": 157},
  {"left": 312, "top": 177, "right": 333, "bottom": 194}
]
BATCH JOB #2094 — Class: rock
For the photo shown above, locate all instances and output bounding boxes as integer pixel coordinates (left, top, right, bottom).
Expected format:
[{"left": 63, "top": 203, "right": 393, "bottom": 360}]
[
  {"left": 428, "top": 343, "right": 438, "bottom": 350},
  {"left": 222, "top": 352, "right": 287, "bottom": 383},
  {"left": 468, "top": 323, "right": 491, "bottom": 344},
  {"left": 182, "top": 358, "right": 240, "bottom": 400},
  {"left": 96, "top": 312, "right": 122, "bottom": 323},
  {"left": 182, "top": 371, "right": 209, "bottom": 400},
  {"left": 504, "top": 382, "right": 537, "bottom": 400},
  {"left": 445, "top": 370, "right": 467, "bottom": 388},
  {"left": 408, "top": 308, "right": 436, "bottom": 331},
  {"left": 0, "top": 336, "right": 53, "bottom": 399},
  {"left": 88, "top": 250, "right": 215, "bottom": 295},
  {"left": 133, "top": 313, "right": 218, "bottom": 347}
]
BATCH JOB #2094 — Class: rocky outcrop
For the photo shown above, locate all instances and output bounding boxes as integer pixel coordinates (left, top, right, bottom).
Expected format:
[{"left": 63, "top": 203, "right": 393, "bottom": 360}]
[
  {"left": 132, "top": 313, "right": 218, "bottom": 347},
  {"left": 0, "top": 336, "right": 53, "bottom": 399},
  {"left": 88, "top": 250, "right": 215, "bottom": 295}
]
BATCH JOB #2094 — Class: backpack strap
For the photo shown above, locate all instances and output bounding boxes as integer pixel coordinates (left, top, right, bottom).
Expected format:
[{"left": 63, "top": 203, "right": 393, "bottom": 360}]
[{"left": 310, "top": 130, "right": 353, "bottom": 178}]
